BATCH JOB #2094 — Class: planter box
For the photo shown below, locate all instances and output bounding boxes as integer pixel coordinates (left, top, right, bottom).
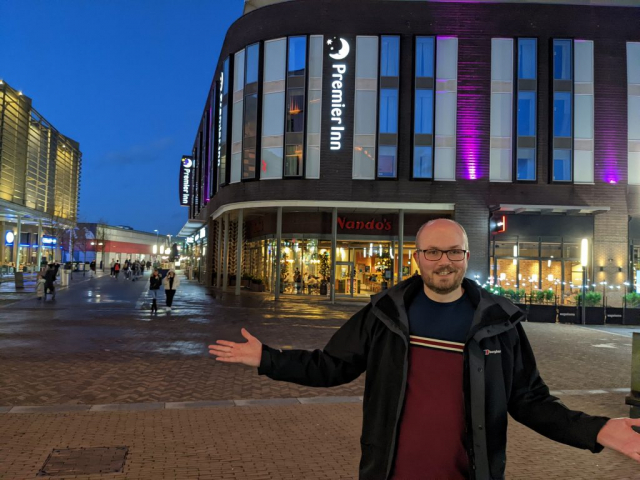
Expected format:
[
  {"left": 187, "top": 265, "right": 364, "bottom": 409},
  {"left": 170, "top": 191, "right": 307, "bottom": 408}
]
[
  {"left": 624, "top": 308, "right": 640, "bottom": 326},
  {"left": 557, "top": 305, "right": 580, "bottom": 324},
  {"left": 605, "top": 307, "right": 624, "bottom": 325},
  {"left": 582, "top": 306, "right": 605, "bottom": 325},
  {"left": 228, "top": 278, "right": 236, "bottom": 287},
  {"left": 241, "top": 279, "right": 251, "bottom": 288},
  {"left": 250, "top": 282, "right": 265, "bottom": 292},
  {"left": 527, "top": 304, "right": 557, "bottom": 323}
]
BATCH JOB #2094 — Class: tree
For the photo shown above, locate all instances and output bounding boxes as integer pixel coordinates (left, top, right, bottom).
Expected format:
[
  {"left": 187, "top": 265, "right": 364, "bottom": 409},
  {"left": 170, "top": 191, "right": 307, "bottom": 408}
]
[
  {"left": 94, "top": 220, "right": 108, "bottom": 270},
  {"left": 42, "top": 213, "right": 68, "bottom": 264}
]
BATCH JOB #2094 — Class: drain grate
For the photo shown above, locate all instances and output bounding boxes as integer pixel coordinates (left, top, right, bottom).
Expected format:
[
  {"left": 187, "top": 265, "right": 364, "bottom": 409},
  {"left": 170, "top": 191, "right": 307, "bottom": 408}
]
[{"left": 37, "top": 446, "right": 128, "bottom": 476}]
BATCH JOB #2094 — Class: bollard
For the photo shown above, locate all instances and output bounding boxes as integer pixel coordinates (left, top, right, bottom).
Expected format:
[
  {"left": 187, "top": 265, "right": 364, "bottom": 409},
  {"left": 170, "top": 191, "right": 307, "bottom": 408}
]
[{"left": 625, "top": 332, "right": 640, "bottom": 418}]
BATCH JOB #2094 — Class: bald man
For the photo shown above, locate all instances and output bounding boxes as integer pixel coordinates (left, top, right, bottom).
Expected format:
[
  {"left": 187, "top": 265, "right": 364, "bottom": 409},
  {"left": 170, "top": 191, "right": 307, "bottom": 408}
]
[{"left": 210, "top": 218, "right": 640, "bottom": 480}]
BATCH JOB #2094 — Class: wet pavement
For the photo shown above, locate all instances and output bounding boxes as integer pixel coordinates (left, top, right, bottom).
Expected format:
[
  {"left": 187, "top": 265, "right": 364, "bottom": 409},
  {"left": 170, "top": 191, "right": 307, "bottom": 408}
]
[{"left": 1, "top": 273, "right": 640, "bottom": 478}]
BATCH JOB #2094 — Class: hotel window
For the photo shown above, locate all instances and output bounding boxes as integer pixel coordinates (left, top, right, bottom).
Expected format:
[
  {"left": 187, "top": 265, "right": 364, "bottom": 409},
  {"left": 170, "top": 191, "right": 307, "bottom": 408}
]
[
  {"left": 208, "top": 88, "right": 216, "bottom": 198},
  {"left": 243, "top": 43, "right": 260, "bottom": 180},
  {"left": 552, "top": 39, "right": 573, "bottom": 182},
  {"left": 434, "top": 37, "right": 458, "bottom": 181},
  {"left": 627, "top": 42, "right": 640, "bottom": 184},
  {"left": 353, "top": 36, "right": 379, "bottom": 180},
  {"left": 516, "top": 38, "right": 537, "bottom": 181},
  {"left": 573, "top": 40, "right": 594, "bottom": 184},
  {"left": 413, "top": 36, "right": 435, "bottom": 179},
  {"left": 377, "top": 36, "right": 399, "bottom": 178},
  {"left": 217, "top": 58, "right": 229, "bottom": 190},
  {"left": 489, "top": 38, "right": 515, "bottom": 182},
  {"left": 305, "top": 35, "right": 324, "bottom": 179},
  {"left": 230, "top": 49, "right": 245, "bottom": 183},
  {"left": 284, "top": 36, "right": 306, "bottom": 177},
  {"left": 261, "top": 38, "right": 286, "bottom": 180}
]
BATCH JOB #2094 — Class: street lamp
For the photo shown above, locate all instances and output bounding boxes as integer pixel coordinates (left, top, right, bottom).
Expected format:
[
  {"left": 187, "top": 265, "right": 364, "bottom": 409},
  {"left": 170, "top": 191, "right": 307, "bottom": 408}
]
[
  {"left": 154, "top": 229, "right": 159, "bottom": 260},
  {"left": 580, "top": 238, "right": 588, "bottom": 325}
]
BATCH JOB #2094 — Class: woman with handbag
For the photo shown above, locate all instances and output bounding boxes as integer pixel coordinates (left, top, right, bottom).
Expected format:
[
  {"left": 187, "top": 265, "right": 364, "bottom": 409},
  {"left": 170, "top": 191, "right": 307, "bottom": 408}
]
[
  {"left": 149, "top": 268, "right": 162, "bottom": 314},
  {"left": 162, "top": 269, "right": 180, "bottom": 311}
]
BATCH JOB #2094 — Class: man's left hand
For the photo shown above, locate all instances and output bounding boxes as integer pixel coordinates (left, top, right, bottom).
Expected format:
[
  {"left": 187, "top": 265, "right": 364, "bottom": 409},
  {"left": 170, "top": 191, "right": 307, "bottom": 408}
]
[{"left": 597, "top": 417, "right": 640, "bottom": 462}]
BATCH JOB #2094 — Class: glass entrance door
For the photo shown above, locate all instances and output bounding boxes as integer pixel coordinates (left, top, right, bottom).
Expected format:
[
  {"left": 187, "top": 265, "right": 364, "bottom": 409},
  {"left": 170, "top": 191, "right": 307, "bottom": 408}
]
[{"left": 335, "top": 261, "right": 354, "bottom": 297}]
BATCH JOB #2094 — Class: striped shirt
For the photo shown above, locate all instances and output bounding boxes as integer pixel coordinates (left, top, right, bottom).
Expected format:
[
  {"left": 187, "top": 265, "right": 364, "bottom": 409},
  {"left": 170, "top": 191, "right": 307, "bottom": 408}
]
[{"left": 392, "top": 289, "right": 474, "bottom": 480}]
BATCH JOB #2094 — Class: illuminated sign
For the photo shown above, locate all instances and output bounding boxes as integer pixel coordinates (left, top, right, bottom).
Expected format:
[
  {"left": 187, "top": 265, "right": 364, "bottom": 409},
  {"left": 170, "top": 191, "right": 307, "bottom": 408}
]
[
  {"left": 217, "top": 72, "right": 224, "bottom": 169},
  {"left": 42, "top": 235, "right": 57, "bottom": 246},
  {"left": 179, "top": 156, "right": 193, "bottom": 206},
  {"left": 337, "top": 217, "right": 392, "bottom": 232},
  {"left": 327, "top": 37, "right": 351, "bottom": 151},
  {"left": 5, "top": 231, "right": 14, "bottom": 245}
]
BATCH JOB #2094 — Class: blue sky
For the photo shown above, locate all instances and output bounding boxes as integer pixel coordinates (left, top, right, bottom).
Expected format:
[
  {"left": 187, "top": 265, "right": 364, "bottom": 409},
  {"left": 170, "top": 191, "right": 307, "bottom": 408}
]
[{"left": 0, "top": 0, "right": 242, "bottom": 237}]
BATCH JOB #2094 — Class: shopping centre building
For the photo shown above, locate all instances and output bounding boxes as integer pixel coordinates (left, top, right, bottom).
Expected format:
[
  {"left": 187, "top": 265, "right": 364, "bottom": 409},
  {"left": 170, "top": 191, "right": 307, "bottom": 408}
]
[
  {"left": 179, "top": 0, "right": 640, "bottom": 305},
  {"left": 0, "top": 80, "right": 81, "bottom": 273}
]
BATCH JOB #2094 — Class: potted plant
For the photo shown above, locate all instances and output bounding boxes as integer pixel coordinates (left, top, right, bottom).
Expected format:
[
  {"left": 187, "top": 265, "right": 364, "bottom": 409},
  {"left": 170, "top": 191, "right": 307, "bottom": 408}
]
[
  {"left": 319, "top": 252, "right": 330, "bottom": 295},
  {"left": 624, "top": 292, "right": 640, "bottom": 325},
  {"left": 528, "top": 289, "right": 557, "bottom": 323},
  {"left": 250, "top": 277, "right": 265, "bottom": 292},
  {"left": 576, "top": 291, "right": 604, "bottom": 324},
  {"left": 241, "top": 273, "right": 252, "bottom": 288}
]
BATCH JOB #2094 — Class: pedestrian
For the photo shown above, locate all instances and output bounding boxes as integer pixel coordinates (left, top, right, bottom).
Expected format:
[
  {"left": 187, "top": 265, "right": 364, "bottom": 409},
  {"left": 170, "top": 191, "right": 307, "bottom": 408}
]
[
  {"left": 209, "top": 218, "right": 640, "bottom": 479},
  {"left": 114, "top": 261, "right": 120, "bottom": 279},
  {"left": 162, "top": 269, "right": 180, "bottom": 311},
  {"left": 149, "top": 268, "right": 162, "bottom": 314},
  {"left": 110, "top": 259, "right": 115, "bottom": 277},
  {"left": 43, "top": 264, "right": 56, "bottom": 301},
  {"left": 140, "top": 261, "right": 145, "bottom": 275},
  {"left": 36, "top": 267, "right": 46, "bottom": 300},
  {"left": 89, "top": 260, "right": 96, "bottom": 278},
  {"left": 294, "top": 268, "right": 302, "bottom": 294}
]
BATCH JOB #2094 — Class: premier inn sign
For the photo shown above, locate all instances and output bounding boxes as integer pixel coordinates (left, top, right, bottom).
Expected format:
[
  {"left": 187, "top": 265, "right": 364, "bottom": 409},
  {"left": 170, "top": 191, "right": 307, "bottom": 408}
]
[
  {"left": 326, "top": 37, "right": 351, "bottom": 151},
  {"left": 179, "top": 156, "right": 193, "bottom": 207}
]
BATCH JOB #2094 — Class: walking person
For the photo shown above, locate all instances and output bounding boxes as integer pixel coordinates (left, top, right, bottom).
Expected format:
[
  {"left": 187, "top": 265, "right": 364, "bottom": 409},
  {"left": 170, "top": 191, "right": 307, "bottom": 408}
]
[
  {"left": 43, "top": 264, "right": 56, "bottom": 301},
  {"left": 36, "top": 267, "right": 46, "bottom": 300},
  {"left": 114, "top": 261, "right": 121, "bottom": 280},
  {"left": 149, "top": 268, "right": 162, "bottom": 314},
  {"left": 110, "top": 259, "right": 115, "bottom": 277},
  {"left": 89, "top": 260, "right": 96, "bottom": 279},
  {"left": 162, "top": 269, "right": 180, "bottom": 311},
  {"left": 210, "top": 219, "right": 640, "bottom": 479}
]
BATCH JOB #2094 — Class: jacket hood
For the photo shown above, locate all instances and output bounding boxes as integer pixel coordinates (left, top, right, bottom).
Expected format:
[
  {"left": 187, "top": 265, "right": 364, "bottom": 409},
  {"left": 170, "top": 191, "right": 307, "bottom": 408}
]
[{"left": 370, "top": 275, "right": 525, "bottom": 337}]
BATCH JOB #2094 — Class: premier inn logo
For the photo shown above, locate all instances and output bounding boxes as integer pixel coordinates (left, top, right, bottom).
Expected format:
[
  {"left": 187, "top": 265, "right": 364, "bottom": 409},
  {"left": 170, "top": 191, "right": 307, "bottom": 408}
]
[{"left": 327, "top": 37, "right": 350, "bottom": 151}]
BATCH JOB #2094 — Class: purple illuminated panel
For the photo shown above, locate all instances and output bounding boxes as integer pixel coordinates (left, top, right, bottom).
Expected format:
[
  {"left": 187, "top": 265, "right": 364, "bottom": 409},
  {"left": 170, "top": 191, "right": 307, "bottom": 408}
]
[{"left": 456, "top": 39, "right": 490, "bottom": 180}]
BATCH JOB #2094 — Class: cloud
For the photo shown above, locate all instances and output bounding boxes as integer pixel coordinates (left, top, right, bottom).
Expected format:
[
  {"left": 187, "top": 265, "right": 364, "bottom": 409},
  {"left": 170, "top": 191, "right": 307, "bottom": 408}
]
[{"left": 98, "top": 136, "right": 175, "bottom": 167}]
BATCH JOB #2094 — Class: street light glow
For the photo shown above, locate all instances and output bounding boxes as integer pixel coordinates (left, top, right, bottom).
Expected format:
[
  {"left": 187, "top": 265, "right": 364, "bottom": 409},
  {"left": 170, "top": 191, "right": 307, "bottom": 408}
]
[{"left": 580, "top": 239, "right": 588, "bottom": 267}]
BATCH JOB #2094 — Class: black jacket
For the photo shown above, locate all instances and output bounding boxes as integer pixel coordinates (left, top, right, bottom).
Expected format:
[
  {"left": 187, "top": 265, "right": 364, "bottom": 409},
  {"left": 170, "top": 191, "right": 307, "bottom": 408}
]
[
  {"left": 258, "top": 276, "right": 610, "bottom": 479},
  {"left": 149, "top": 275, "right": 162, "bottom": 290}
]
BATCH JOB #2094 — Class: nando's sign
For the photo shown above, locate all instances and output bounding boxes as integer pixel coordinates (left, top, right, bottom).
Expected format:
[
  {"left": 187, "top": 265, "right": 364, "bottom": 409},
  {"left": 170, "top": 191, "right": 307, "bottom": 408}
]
[{"left": 337, "top": 216, "right": 392, "bottom": 232}]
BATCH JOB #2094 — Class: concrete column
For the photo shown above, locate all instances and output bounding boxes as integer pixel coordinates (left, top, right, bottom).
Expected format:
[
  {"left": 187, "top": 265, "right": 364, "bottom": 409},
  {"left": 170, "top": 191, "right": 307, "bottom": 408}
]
[
  {"left": 15, "top": 215, "right": 22, "bottom": 271},
  {"left": 275, "top": 207, "right": 282, "bottom": 301},
  {"left": 37, "top": 220, "right": 43, "bottom": 269},
  {"left": 0, "top": 221, "right": 5, "bottom": 265},
  {"left": 398, "top": 210, "right": 404, "bottom": 284},
  {"left": 205, "top": 217, "right": 215, "bottom": 287},
  {"left": 217, "top": 216, "right": 223, "bottom": 288},
  {"left": 330, "top": 207, "right": 337, "bottom": 304},
  {"left": 222, "top": 212, "right": 230, "bottom": 290},
  {"left": 235, "top": 209, "right": 244, "bottom": 296}
]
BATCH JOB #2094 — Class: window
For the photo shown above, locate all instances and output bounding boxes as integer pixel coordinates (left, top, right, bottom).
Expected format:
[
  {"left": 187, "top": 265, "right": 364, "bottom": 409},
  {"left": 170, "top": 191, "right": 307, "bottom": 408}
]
[
  {"left": 552, "top": 39, "right": 573, "bottom": 183},
  {"left": 285, "top": 36, "right": 306, "bottom": 178},
  {"left": 217, "top": 58, "right": 230, "bottom": 189},
  {"left": 353, "top": 36, "right": 378, "bottom": 180},
  {"left": 305, "top": 35, "right": 323, "bottom": 179},
  {"left": 378, "top": 36, "right": 399, "bottom": 178},
  {"left": 413, "top": 37, "right": 435, "bottom": 179},
  {"left": 261, "top": 38, "right": 286, "bottom": 180},
  {"left": 242, "top": 44, "right": 260, "bottom": 180},
  {"left": 379, "top": 89, "right": 398, "bottom": 134},
  {"left": 629, "top": 42, "right": 640, "bottom": 185},
  {"left": 516, "top": 38, "right": 537, "bottom": 181}
]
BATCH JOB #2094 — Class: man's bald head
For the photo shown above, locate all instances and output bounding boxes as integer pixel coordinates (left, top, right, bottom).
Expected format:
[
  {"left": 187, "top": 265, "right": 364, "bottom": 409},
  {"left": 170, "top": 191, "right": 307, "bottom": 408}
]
[{"left": 415, "top": 219, "right": 469, "bottom": 251}]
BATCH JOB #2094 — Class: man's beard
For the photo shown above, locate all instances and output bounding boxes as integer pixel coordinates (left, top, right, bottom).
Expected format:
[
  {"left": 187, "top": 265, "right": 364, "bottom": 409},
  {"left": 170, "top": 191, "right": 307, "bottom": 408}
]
[{"left": 421, "top": 267, "right": 466, "bottom": 295}]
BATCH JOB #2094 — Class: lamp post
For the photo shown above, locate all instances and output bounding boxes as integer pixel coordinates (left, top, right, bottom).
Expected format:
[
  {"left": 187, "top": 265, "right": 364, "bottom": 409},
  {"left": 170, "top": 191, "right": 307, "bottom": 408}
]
[
  {"left": 580, "top": 238, "right": 588, "bottom": 325},
  {"left": 154, "top": 229, "right": 159, "bottom": 261},
  {"left": 624, "top": 281, "right": 630, "bottom": 325}
]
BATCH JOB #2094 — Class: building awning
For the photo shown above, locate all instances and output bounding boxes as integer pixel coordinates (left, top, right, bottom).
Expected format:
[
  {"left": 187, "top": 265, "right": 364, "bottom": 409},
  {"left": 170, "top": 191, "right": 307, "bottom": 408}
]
[
  {"left": 0, "top": 198, "right": 75, "bottom": 227},
  {"left": 491, "top": 204, "right": 610, "bottom": 215},
  {"left": 178, "top": 219, "right": 205, "bottom": 238}
]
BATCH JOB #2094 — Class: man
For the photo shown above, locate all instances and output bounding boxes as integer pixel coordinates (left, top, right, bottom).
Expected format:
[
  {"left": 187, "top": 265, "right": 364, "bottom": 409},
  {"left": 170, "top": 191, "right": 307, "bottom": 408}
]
[
  {"left": 43, "top": 263, "right": 56, "bottom": 301},
  {"left": 209, "top": 219, "right": 640, "bottom": 480}
]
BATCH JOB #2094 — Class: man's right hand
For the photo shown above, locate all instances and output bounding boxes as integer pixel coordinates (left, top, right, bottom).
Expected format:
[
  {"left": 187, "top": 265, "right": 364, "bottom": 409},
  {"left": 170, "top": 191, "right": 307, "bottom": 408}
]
[{"left": 208, "top": 328, "right": 263, "bottom": 368}]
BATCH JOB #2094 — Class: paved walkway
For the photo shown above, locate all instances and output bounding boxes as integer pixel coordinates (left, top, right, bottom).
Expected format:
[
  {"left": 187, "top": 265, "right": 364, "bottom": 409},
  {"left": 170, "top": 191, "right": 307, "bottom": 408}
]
[{"left": 0, "top": 275, "right": 639, "bottom": 478}]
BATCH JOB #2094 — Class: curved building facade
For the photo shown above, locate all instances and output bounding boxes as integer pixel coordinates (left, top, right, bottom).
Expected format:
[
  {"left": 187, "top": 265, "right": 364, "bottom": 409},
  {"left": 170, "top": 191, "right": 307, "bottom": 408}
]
[{"left": 181, "top": 0, "right": 640, "bottom": 306}]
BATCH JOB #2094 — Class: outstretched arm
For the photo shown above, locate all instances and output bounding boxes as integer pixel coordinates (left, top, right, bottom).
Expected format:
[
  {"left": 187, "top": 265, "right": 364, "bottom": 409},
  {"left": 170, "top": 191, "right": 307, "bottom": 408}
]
[{"left": 208, "top": 305, "right": 372, "bottom": 388}]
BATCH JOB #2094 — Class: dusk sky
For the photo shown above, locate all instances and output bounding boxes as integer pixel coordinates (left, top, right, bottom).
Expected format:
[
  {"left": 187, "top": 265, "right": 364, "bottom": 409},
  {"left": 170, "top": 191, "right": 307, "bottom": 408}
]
[{"left": 0, "top": 0, "right": 242, "bottom": 237}]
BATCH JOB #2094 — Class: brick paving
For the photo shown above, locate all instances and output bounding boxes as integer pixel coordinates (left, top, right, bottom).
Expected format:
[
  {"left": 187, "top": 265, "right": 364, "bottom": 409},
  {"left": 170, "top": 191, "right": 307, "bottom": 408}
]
[{"left": 0, "top": 274, "right": 639, "bottom": 478}]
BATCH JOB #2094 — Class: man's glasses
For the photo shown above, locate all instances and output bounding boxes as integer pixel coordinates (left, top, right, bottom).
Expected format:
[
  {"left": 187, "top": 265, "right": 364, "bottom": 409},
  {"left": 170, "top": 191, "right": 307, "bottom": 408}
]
[{"left": 416, "top": 249, "right": 467, "bottom": 261}]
